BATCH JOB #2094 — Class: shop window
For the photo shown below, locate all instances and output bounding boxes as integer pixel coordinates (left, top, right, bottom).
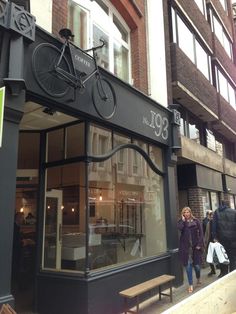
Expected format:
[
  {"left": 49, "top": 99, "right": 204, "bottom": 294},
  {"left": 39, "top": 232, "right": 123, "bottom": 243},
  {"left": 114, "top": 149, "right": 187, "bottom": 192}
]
[
  {"left": 42, "top": 123, "right": 166, "bottom": 273},
  {"left": 66, "top": 123, "right": 85, "bottom": 158},
  {"left": 43, "top": 163, "right": 86, "bottom": 272},
  {"left": 113, "top": 133, "right": 131, "bottom": 174},
  {"left": 68, "top": 0, "right": 130, "bottom": 82},
  {"left": 229, "top": 195, "right": 235, "bottom": 209},
  {"left": 88, "top": 149, "right": 166, "bottom": 271},
  {"left": 202, "top": 190, "right": 219, "bottom": 216},
  {"left": 47, "top": 129, "right": 65, "bottom": 162},
  {"left": 18, "top": 132, "right": 40, "bottom": 169}
]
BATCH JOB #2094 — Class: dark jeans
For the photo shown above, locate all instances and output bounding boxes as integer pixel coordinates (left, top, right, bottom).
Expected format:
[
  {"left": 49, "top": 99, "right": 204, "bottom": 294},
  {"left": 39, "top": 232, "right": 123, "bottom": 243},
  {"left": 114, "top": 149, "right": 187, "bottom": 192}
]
[
  {"left": 226, "top": 247, "right": 236, "bottom": 272},
  {"left": 185, "top": 261, "right": 200, "bottom": 285}
]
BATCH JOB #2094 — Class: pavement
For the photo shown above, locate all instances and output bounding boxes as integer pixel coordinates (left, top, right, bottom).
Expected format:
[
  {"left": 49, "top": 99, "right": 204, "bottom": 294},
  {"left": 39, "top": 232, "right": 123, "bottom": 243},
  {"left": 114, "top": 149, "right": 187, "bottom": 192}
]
[{"left": 127, "top": 265, "right": 220, "bottom": 314}]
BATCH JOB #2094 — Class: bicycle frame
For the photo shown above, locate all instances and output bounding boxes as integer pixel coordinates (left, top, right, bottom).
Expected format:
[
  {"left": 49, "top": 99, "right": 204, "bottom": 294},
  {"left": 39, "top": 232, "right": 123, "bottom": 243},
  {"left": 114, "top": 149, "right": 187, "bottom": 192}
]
[{"left": 54, "top": 38, "right": 104, "bottom": 89}]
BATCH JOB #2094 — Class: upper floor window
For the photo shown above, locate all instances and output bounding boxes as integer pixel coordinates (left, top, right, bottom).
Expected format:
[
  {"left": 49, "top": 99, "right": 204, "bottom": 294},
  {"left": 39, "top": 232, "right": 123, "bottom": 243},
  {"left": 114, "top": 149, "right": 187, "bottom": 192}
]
[
  {"left": 206, "top": 129, "right": 223, "bottom": 157},
  {"left": 171, "top": 8, "right": 212, "bottom": 82},
  {"left": 68, "top": 0, "right": 130, "bottom": 82},
  {"left": 215, "top": 67, "right": 236, "bottom": 109},
  {"left": 194, "top": 0, "right": 206, "bottom": 17},
  {"left": 210, "top": 11, "right": 232, "bottom": 60},
  {"left": 219, "top": 0, "right": 227, "bottom": 12}
]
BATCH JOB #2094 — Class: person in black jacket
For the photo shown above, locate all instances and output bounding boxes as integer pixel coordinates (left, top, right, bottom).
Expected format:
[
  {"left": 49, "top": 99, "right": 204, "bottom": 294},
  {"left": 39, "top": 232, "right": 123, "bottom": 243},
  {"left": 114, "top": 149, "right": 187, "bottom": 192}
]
[
  {"left": 212, "top": 200, "right": 236, "bottom": 277},
  {"left": 203, "top": 210, "right": 216, "bottom": 276}
]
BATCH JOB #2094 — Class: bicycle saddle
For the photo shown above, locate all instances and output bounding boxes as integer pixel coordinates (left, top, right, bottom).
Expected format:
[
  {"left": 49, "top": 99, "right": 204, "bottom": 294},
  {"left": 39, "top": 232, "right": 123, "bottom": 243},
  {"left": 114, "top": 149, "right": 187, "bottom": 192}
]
[{"left": 59, "top": 28, "right": 74, "bottom": 40}]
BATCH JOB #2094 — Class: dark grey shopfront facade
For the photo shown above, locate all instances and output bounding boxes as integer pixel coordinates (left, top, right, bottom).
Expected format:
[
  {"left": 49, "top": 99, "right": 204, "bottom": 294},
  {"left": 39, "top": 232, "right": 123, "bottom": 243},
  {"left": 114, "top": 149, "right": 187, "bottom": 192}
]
[{"left": 0, "top": 3, "right": 182, "bottom": 314}]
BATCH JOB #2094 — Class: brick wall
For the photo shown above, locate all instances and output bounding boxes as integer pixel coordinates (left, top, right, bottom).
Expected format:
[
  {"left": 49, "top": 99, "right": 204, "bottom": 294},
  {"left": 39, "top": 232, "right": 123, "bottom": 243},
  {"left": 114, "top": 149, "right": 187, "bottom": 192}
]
[
  {"left": 52, "top": 0, "right": 68, "bottom": 39},
  {"left": 188, "top": 187, "right": 205, "bottom": 220},
  {"left": 52, "top": 0, "right": 148, "bottom": 94}
]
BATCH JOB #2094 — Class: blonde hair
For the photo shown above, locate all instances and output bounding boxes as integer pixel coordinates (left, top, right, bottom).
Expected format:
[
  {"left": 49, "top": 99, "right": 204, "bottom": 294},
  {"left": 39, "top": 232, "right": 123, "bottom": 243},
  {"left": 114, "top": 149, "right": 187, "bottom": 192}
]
[{"left": 181, "top": 206, "right": 195, "bottom": 219}]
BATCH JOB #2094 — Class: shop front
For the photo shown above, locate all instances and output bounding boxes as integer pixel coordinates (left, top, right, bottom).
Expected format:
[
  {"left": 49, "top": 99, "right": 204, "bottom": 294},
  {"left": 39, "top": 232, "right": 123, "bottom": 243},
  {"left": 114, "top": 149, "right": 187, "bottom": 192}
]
[{"left": 0, "top": 3, "right": 181, "bottom": 314}]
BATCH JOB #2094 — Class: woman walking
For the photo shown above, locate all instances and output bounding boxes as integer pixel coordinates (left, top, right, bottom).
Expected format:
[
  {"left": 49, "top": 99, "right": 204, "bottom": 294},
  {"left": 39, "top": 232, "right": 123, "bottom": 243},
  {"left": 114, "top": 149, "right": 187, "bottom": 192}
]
[{"left": 177, "top": 206, "right": 204, "bottom": 293}]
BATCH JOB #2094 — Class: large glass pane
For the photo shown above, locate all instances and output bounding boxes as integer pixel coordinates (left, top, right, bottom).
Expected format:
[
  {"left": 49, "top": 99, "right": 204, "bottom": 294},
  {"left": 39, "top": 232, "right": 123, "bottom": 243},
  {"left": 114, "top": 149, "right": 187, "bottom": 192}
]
[
  {"left": 213, "top": 16, "right": 223, "bottom": 45},
  {"left": 66, "top": 123, "right": 85, "bottom": 158},
  {"left": 113, "top": 133, "right": 131, "bottom": 174},
  {"left": 43, "top": 163, "right": 86, "bottom": 272},
  {"left": 47, "top": 129, "right": 64, "bottom": 162},
  {"left": 223, "top": 33, "right": 232, "bottom": 59},
  {"left": 171, "top": 8, "right": 177, "bottom": 43},
  {"left": 189, "top": 121, "right": 200, "bottom": 143},
  {"left": 194, "top": 0, "right": 206, "bottom": 16},
  {"left": 210, "top": 192, "right": 219, "bottom": 211},
  {"left": 218, "top": 71, "right": 228, "bottom": 101},
  {"left": 149, "top": 145, "right": 163, "bottom": 172},
  {"left": 93, "top": 24, "right": 109, "bottom": 70},
  {"left": 18, "top": 133, "right": 40, "bottom": 169},
  {"left": 195, "top": 41, "right": 210, "bottom": 80},
  {"left": 206, "top": 129, "right": 216, "bottom": 151},
  {"left": 228, "top": 84, "right": 236, "bottom": 109},
  {"left": 113, "top": 15, "right": 128, "bottom": 42},
  {"left": 177, "top": 16, "right": 194, "bottom": 63},
  {"left": 202, "top": 191, "right": 210, "bottom": 216},
  {"left": 219, "top": 0, "right": 227, "bottom": 11},
  {"left": 68, "top": 1, "right": 88, "bottom": 49},
  {"left": 88, "top": 147, "right": 166, "bottom": 271},
  {"left": 17, "top": 133, "right": 40, "bottom": 185},
  {"left": 114, "top": 42, "right": 128, "bottom": 81}
]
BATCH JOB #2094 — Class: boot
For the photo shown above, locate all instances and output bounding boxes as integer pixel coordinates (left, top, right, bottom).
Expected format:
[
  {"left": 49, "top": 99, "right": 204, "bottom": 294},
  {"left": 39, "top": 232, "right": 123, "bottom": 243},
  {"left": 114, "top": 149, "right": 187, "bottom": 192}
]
[{"left": 208, "top": 264, "right": 216, "bottom": 276}]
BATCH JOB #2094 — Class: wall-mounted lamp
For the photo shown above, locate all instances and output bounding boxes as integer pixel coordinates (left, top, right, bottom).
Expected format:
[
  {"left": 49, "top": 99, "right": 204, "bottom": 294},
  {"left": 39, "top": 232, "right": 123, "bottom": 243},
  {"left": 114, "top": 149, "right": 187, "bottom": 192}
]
[
  {"left": 72, "top": 207, "right": 75, "bottom": 212},
  {"left": 99, "top": 191, "right": 103, "bottom": 201},
  {"left": 20, "top": 207, "right": 24, "bottom": 213}
]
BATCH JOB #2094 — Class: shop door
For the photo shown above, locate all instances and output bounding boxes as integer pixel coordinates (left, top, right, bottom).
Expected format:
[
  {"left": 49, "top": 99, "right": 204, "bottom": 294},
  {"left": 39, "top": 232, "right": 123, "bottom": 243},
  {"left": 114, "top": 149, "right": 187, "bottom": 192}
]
[{"left": 43, "top": 189, "right": 62, "bottom": 270}]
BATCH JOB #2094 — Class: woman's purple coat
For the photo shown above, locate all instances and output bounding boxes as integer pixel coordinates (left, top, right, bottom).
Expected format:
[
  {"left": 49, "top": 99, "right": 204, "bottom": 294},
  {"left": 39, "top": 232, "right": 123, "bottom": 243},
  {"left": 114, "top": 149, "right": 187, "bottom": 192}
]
[{"left": 177, "top": 218, "right": 204, "bottom": 266}]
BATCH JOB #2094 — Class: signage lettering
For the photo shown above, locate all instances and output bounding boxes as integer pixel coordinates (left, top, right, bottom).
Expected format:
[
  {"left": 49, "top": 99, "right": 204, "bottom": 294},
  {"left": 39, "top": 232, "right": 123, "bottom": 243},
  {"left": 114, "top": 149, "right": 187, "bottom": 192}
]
[
  {"left": 75, "top": 54, "right": 91, "bottom": 68},
  {"left": 143, "top": 110, "right": 169, "bottom": 141}
]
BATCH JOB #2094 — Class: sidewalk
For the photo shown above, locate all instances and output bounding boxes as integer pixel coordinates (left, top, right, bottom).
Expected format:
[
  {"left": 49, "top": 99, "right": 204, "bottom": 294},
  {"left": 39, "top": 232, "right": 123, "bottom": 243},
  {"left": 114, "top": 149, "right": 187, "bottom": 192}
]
[{"left": 131, "top": 266, "right": 219, "bottom": 314}]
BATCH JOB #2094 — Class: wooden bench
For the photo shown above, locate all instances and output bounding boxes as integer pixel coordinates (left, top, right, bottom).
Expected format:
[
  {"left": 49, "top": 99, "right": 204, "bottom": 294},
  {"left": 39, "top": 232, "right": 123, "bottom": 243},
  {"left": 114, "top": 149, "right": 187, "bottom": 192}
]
[{"left": 119, "top": 274, "right": 175, "bottom": 314}]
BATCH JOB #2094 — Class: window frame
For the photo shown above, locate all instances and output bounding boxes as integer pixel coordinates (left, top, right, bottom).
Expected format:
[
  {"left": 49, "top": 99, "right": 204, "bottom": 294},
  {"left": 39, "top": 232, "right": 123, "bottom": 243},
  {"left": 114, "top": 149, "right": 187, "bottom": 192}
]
[{"left": 68, "top": 0, "right": 131, "bottom": 83}]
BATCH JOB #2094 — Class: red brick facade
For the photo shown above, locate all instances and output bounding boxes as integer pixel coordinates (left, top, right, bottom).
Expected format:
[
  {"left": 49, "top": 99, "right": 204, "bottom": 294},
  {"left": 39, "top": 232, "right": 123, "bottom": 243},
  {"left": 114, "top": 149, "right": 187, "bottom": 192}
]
[{"left": 52, "top": 0, "right": 148, "bottom": 94}]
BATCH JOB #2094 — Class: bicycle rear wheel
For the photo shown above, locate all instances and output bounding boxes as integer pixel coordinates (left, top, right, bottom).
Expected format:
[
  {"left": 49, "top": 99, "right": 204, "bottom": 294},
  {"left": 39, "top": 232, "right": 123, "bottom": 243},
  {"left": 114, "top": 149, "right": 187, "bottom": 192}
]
[
  {"left": 92, "top": 78, "right": 116, "bottom": 120},
  {"left": 32, "top": 43, "right": 72, "bottom": 98}
]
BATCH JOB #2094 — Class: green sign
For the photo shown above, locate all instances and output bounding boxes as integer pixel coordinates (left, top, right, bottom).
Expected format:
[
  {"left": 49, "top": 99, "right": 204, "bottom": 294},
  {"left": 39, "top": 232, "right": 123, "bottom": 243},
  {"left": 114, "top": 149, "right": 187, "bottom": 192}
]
[{"left": 0, "top": 86, "right": 5, "bottom": 147}]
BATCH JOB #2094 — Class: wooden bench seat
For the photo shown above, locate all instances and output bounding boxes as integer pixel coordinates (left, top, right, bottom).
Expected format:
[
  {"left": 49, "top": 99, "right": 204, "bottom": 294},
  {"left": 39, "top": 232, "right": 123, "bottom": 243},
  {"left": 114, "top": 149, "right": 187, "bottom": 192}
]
[{"left": 119, "top": 274, "right": 175, "bottom": 314}]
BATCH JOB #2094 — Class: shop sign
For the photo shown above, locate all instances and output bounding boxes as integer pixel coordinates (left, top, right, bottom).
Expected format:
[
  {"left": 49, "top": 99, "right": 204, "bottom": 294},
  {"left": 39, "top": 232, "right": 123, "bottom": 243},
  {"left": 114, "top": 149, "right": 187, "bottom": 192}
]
[{"left": 0, "top": 86, "right": 5, "bottom": 147}]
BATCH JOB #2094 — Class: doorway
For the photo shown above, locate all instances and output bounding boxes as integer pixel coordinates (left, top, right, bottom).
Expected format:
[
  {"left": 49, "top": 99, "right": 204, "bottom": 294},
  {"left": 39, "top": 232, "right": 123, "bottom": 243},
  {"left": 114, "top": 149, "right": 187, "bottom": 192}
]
[{"left": 12, "top": 102, "right": 78, "bottom": 313}]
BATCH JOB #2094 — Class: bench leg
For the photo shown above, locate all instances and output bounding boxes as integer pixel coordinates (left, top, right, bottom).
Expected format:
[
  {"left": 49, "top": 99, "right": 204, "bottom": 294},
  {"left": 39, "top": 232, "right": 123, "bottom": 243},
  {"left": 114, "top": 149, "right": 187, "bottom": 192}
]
[
  {"left": 136, "top": 295, "right": 140, "bottom": 313},
  {"left": 159, "top": 285, "right": 161, "bottom": 301},
  {"left": 170, "top": 283, "right": 173, "bottom": 302},
  {"left": 124, "top": 297, "right": 128, "bottom": 314}
]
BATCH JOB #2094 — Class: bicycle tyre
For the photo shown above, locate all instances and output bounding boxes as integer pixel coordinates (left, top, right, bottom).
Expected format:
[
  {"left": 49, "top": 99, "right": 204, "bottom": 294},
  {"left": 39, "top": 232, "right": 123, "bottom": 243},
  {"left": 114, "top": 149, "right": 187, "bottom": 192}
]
[
  {"left": 92, "top": 78, "right": 117, "bottom": 120},
  {"left": 32, "top": 43, "right": 72, "bottom": 98}
]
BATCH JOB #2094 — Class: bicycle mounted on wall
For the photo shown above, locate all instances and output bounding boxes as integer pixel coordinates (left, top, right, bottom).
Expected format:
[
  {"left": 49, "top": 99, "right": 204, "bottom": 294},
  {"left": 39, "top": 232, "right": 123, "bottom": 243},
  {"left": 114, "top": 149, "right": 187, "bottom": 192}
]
[{"left": 32, "top": 28, "right": 117, "bottom": 120}]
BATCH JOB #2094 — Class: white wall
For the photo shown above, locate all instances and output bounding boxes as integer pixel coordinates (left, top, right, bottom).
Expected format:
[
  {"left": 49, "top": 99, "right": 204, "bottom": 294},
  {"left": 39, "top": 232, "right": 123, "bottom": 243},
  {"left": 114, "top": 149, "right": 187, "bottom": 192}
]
[
  {"left": 30, "top": 0, "right": 52, "bottom": 33},
  {"left": 146, "top": 0, "right": 168, "bottom": 107}
]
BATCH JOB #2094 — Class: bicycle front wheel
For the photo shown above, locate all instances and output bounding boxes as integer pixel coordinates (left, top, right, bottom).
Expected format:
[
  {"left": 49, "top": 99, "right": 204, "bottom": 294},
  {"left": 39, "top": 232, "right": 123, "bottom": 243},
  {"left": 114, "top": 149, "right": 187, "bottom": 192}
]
[
  {"left": 92, "top": 78, "right": 117, "bottom": 120},
  {"left": 32, "top": 43, "right": 71, "bottom": 98}
]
